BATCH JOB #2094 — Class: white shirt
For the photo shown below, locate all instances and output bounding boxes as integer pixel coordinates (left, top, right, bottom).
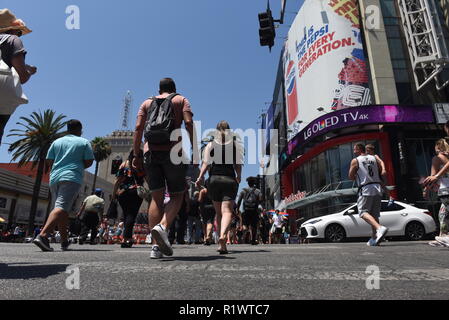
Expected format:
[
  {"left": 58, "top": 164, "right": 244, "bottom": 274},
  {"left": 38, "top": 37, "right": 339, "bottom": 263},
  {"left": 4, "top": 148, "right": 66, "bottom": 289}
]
[{"left": 272, "top": 214, "right": 284, "bottom": 228}]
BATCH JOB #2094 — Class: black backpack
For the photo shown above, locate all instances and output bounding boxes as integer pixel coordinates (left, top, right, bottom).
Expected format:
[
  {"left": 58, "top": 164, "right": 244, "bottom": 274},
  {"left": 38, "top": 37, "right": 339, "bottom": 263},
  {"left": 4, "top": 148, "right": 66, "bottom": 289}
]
[
  {"left": 243, "top": 188, "right": 259, "bottom": 211},
  {"left": 144, "top": 93, "right": 179, "bottom": 144}
]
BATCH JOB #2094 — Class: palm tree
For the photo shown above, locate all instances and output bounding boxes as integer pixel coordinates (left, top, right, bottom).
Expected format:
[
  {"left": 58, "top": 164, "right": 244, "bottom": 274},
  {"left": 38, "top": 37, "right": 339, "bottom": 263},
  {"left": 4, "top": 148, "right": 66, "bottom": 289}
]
[
  {"left": 90, "top": 137, "right": 111, "bottom": 194},
  {"left": 7, "top": 110, "right": 67, "bottom": 236}
]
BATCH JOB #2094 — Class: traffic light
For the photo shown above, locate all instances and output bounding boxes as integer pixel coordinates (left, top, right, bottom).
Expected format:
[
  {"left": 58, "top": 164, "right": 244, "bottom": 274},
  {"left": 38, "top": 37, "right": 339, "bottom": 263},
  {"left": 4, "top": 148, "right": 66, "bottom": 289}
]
[{"left": 258, "top": 9, "right": 276, "bottom": 50}]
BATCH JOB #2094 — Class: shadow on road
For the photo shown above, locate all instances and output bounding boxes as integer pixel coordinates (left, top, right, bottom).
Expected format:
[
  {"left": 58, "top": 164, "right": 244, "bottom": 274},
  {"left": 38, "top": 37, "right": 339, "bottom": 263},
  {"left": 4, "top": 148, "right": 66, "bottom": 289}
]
[
  {"left": 162, "top": 256, "right": 236, "bottom": 262},
  {"left": 226, "top": 250, "right": 271, "bottom": 254},
  {"left": 0, "top": 263, "right": 70, "bottom": 280}
]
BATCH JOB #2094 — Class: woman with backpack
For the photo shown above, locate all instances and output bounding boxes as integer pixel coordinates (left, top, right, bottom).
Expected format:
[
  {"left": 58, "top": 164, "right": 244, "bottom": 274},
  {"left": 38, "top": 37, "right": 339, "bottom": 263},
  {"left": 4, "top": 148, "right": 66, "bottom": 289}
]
[
  {"left": 195, "top": 121, "right": 244, "bottom": 254},
  {"left": 112, "top": 150, "right": 146, "bottom": 248}
]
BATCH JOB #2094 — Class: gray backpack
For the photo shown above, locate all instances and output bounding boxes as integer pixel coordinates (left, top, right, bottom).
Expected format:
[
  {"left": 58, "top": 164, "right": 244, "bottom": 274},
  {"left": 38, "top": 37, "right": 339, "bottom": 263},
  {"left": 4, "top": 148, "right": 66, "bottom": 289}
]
[{"left": 144, "top": 93, "right": 179, "bottom": 145}]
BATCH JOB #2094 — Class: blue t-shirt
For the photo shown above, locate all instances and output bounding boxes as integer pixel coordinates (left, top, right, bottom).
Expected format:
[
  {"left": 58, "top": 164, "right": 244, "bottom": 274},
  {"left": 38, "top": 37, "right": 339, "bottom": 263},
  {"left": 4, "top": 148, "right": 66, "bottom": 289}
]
[{"left": 46, "top": 135, "right": 94, "bottom": 186}]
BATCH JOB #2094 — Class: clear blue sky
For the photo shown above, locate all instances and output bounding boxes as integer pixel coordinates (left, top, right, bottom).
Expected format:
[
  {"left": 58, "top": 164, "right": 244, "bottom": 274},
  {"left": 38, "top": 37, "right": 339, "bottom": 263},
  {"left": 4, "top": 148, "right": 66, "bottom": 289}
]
[{"left": 1, "top": 0, "right": 304, "bottom": 185}]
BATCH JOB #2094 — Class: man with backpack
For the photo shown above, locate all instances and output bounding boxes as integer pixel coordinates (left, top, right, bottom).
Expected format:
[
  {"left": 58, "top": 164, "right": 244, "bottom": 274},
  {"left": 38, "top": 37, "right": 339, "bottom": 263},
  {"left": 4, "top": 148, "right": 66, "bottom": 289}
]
[
  {"left": 132, "top": 78, "right": 194, "bottom": 259},
  {"left": 237, "top": 177, "right": 262, "bottom": 245},
  {"left": 0, "top": 9, "right": 36, "bottom": 145}
]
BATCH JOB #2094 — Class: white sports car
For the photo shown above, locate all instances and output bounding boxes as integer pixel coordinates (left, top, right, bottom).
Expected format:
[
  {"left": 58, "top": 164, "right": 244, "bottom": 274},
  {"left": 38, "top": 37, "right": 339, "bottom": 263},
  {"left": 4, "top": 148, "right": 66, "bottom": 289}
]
[{"left": 300, "top": 200, "right": 437, "bottom": 242}]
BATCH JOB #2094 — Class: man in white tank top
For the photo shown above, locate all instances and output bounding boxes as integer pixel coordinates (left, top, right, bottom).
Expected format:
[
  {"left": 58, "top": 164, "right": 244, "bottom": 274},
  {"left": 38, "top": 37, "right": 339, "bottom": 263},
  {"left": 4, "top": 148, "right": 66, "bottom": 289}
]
[{"left": 349, "top": 143, "right": 388, "bottom": 246}]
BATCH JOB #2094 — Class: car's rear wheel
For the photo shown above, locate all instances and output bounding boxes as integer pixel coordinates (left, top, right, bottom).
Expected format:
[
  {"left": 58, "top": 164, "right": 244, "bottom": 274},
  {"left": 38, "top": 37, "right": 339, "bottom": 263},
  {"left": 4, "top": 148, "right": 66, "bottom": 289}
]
[
  {"left": 405, "top": 221, "right": 426, "bottom": 241},
  {"left": 325, "top": 224, "right": 346, "bottom": 242}
]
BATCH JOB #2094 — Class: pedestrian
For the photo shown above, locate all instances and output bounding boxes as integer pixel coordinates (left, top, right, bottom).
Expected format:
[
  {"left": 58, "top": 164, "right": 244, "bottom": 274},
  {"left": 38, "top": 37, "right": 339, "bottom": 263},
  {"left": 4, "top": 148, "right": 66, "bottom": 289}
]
[
  {"left": 33, "top": 225, "right": 41, "bottom": 239},
  {"left": 237, "top": 177, "right": 263, "bottom": 245},
  {"left": 132, "top": 78, "right": 195, "bottom": 259},
  {"left": 348, "top": 143, "right": 388, "bottom": 246},
  {"left": 199, "top": 186, "right": 216, "bottom": 245},
  {"left": 113, "top": 150, "right": 145, "bottom": 248},
  {"left": 423, "top": 120, "right": 449, "bottom": 186},
  {"left": 227, "top": 206, "right": 241, "bottom": 245},
  {"left": 187, "top": 191, "right": 202, "bottom": 244},
  {"left": 77, "top": 188, "right": 105, "bottom": 245},
  {"left": 195, "top": 120, "right": 243, "bottom": 254},
  {"left": 269, "top": 210, "right": 286, "bottom": 244},
  {"left": 33, "top": 120, "right": 94, "bottom": 252},
  {"left": 423, "top": 139, "right": 449, "bottom": 247},
  {"left": 168, "top": 187, "right": 190, "bottom": 245},
  {"left": 260, "top": 211, "right": 270, "bottom": 244},
  {"left": 365, "top": 144, "right": 393, "bottom": 201},
  {"left": 0, "top": 9, "right": 36, "bottom": 145}
]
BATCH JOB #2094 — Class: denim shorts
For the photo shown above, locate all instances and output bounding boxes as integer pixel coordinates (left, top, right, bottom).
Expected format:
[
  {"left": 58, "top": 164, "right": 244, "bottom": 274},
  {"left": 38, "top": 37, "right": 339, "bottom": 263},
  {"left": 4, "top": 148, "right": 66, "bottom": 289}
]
[
  {"left": 50, "top": 181, "right": 81, "bottom": 212},
  {"left": 144, "top": 151, "right": 187, "bottom": 194}
]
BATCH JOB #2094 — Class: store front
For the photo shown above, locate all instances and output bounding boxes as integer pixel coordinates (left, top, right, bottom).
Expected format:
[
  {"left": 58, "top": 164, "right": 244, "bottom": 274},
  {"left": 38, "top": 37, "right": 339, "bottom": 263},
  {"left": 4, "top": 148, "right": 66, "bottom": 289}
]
[{"left": 280, "top": 104, "right": 443, "bottom": 226}]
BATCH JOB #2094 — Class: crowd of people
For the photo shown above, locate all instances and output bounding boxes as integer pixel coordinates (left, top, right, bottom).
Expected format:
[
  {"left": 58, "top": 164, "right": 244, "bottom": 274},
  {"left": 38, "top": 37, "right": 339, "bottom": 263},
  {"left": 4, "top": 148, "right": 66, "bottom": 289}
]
[
  {"left": 27, "top": 77, "right": 294, "bottom": 257},
  {"left": 1, "top": 8, "right": 448, "bottom": 256}
]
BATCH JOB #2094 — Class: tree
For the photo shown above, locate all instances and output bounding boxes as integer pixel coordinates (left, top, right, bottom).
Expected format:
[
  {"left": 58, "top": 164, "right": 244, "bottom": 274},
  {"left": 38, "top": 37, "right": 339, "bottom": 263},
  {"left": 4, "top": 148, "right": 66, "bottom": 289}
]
[
  {"left": 7, "top": 110, "right": 67, "bottom": 236},
  {"left": 90, "top": 137, "right": 111, "bottom": 194}
]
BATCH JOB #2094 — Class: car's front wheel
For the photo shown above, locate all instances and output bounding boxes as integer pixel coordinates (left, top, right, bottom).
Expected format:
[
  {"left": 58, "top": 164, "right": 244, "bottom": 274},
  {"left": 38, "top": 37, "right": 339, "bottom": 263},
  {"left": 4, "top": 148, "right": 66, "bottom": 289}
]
[
  {"left": 405, "top": 221, "right": 426, "bottom": 241},
  {"left": 325, "top": 224, "right": 346, "bottom": 243}
]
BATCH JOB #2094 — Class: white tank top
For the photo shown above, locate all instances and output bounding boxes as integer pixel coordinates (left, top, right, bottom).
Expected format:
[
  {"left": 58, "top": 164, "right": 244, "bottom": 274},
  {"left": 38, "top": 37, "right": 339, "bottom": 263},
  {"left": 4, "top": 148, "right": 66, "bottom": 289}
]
[{"left": 356, "top": 155, "right": 382, "bottom": 196}]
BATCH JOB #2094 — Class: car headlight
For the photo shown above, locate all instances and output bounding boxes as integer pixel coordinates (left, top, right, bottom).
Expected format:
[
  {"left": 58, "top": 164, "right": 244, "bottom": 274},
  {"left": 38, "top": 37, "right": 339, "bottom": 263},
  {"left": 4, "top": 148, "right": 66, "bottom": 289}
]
[{"left": 305, "top": 219, "right": 322, "bottom": 225}]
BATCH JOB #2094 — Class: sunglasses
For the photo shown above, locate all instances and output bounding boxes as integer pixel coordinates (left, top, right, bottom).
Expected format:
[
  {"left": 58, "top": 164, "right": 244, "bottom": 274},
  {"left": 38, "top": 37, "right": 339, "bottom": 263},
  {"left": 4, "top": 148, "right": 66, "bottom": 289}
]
[{"left": 17, "top": 30, "right": 23, "bottom": 37}]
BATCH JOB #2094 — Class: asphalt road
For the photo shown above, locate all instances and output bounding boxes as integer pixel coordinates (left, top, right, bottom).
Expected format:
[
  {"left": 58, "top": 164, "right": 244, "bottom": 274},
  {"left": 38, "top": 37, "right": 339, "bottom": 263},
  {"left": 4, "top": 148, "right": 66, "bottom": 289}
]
[{"left": 1, "top": 240, "right": 448, "bottom": 300}]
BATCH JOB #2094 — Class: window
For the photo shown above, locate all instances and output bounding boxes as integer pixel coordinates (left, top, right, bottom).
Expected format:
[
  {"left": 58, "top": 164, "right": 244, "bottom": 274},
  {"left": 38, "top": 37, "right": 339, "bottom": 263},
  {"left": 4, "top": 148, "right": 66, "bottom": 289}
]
[
  {"left": 381, "top": 0, "right": 397, "bottom": 18},
  {"left": 339, "top": 143, "right": 352, "bottom": 182},
  {"left": 0, "top": 197, "right": 7, "bottom": 209},
  {"left": 327, "top": 147, "right": 341, "bottom": 185},
  {"left": 381, "top": 202, "right": 405, "bottom": 212}
]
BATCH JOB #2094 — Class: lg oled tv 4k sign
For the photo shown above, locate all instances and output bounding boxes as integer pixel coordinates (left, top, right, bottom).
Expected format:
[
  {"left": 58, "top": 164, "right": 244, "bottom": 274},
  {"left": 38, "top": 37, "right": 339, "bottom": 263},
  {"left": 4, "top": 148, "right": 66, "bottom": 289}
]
[
  {"left": 286, "top": 105, "right": 435, "bottom": 156},
  {"left": 283, "top": 0, "right": 372, "bottom": 141}
]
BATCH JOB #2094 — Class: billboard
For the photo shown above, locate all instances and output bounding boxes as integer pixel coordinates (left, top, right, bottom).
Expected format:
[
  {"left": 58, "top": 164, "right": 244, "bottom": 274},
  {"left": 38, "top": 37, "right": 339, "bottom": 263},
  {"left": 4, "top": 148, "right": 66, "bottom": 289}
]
[
  {"left": 283, "top": 0, "right": 372, "bottom": 140},
  {"left": 285, "top": 104, "right": 435, "bottom": 156}
]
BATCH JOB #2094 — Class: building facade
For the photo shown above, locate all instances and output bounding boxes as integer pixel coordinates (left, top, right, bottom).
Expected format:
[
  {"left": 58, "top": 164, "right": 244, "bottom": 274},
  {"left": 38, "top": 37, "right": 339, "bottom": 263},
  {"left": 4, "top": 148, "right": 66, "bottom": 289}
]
[
  {"left": 97, "top": 130, "right": 135, "bottom": 184},
  {"left": 262, "top": 0, "right": 449, "bottom": 234},
  {"left": 0, "top": 163, "right": 114, "bottom": 230}
]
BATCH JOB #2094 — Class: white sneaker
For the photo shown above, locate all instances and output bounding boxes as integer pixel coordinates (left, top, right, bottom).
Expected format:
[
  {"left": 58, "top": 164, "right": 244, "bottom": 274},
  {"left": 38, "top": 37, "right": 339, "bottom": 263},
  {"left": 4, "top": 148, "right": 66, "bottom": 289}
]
[
  {"left": 367, "top": 238, "right": 377, "bottom": 246},
  {"left": 151, "top": 224, "right": 173, "bottom": 256},
  {"left": 150, "top": 245, "right": 163, "bottom": 259},
  {"left": 435, "top": 236, "right": 449, "bottom": 248},
  {"left": 375, "top": 226, "right": 388, "bottom": 245},
  {"left": 428, "top": 240, "right": 444, "bottom": 247}
]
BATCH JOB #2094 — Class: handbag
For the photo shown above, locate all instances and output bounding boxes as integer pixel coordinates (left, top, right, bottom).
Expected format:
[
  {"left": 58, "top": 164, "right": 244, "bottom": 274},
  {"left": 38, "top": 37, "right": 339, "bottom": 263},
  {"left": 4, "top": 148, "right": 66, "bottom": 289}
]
[
  {"left": 0, "top": 35, "right": 29, "bottom": 114},
  {"left": 132, "top": 172, "right": 150, "bottom": 201},
  {"left": 107, "top": 199, "right": 118, "bottom": 219}
]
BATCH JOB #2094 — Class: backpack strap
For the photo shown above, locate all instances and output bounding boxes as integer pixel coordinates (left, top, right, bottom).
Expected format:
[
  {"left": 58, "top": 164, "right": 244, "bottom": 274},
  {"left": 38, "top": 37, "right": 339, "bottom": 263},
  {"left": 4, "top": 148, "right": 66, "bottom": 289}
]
[{"left": 0, "top": 35, "right": 11, "bottom": 47}]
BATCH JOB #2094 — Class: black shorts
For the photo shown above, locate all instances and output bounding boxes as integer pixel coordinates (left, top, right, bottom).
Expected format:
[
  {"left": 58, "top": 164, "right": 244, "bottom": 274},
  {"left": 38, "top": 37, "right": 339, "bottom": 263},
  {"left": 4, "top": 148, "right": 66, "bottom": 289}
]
[
  {"left": 208, "top": 175, "right": 238, "bottom": 202},
  {"left": 144, "top": 151, "right": 187, "bottom": 194},
  {"left": 242, "top": 210, "right": 259, "bottom": 228},
  {"left": 274, "top": 227, "right": 283, "bottom": 235}
]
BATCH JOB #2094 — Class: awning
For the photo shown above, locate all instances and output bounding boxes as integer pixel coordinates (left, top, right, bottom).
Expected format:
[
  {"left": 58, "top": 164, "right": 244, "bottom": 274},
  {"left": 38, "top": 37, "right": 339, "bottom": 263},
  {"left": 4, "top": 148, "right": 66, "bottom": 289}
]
[
  {"left": 275, "top": 200, "right": 286, "bottom": 211},
  {"left": 286, "top": 188, "right": 358, "bottom": 209},
  {"left": 285, "top": 184, "right": 395, "bottom": 210}
]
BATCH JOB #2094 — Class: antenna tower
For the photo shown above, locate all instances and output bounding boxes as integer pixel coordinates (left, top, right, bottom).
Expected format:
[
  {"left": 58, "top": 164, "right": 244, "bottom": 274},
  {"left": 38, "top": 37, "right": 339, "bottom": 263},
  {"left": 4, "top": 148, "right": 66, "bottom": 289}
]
[{"left": 121, "top": 91, "right": 132, "bottom": 130}]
